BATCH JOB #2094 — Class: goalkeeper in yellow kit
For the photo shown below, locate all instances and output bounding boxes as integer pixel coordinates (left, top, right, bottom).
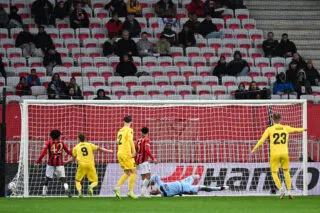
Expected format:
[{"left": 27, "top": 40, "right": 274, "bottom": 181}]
[
  {"left": 251, "top": 113, "right": 306, "bottom": 199},
  {"left": 113, "top": 115, "right": 138, "bottom": 199}
]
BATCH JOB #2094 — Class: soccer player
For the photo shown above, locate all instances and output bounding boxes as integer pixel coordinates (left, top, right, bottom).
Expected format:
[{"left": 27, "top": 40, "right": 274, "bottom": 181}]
[
  {"left": 66, "top": 133, "right": 113, "bottom": 198},
  {"left": 149, "top": 175, "right": 229, "bottom": 197},
  {"left": 114, "top": 115, "right": 138, "bottom": 199},
  {"left": 135, "top": 127, "right": 157, "bottom": 197},
  {"left": 35, "top": 130, "right": 73, "bottom": 197},
  {"left": 251, "top": 113, "right": 306, "bottom": 199}
]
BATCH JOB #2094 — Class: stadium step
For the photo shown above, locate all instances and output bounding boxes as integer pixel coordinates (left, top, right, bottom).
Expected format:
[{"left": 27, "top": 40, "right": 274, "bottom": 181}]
[
  {"left": 249, "top": 10, "right": 320, "bottom": 20},
  {"left": 256, "top": 20, "right": 320, "bottom": 30}
]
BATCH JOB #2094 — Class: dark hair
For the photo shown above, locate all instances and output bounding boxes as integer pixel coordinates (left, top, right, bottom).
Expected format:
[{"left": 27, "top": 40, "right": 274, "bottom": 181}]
[
  {"left": 141, "top": 127, "right": 149, "bottom": 135},
  {"left": 273, "top": 113, "right": 281, "bottom": 122},
  {"left": 267, "top": 32, "right": 273, "bottom": 36},
  {"left": 50, "top": 130, "right": 61, "bottom": 139},
  {"left": 31, "top": 68, "right": 36, "bottom": 72},
  {"left": 124, "top": 115, "right": 132, "bottom": 123},
  {"left": 282, "top": 33, "right": 288, "bottom": 37},
  {"left": 141, "top": 31, "right": 148, "bottom": 35},
  {"left": 78, "top": 133, "right": 86, "bottom": 142}
]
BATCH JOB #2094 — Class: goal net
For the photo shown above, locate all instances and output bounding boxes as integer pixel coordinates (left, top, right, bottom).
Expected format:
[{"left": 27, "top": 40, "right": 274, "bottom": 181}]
[{"left": 11, "top": 100, "right": 307, "bottom": 197}]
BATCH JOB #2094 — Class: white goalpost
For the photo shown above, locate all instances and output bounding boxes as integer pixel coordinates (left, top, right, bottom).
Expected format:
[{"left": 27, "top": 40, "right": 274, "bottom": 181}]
[{"left": 11, "top": 99, "right": 308, "bottom": 197}]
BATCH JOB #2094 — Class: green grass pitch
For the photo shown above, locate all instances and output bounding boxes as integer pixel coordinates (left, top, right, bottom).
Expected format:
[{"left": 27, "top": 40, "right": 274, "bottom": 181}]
[{"left": 1, "top": 196, "right": 320, "bottom": 213}]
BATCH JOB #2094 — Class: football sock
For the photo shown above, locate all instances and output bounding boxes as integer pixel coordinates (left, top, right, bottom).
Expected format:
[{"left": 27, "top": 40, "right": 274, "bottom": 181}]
[
  {"left": 129, "top": 173, "right": 137, "bottom": 191},
  {"left": 90, "top": 181, "right": 98, "bottom": 189},
  {"left": 76, "top": 181, "right": 82, "bottom": 192},
  {"left": 141, "top": 179, "right": 150, "bottom": 195},
  {"left": 283, "top": 170, "right": 292, "bottom": 190},
  {"left": 271, "top": 171, "right": 282, "bottom": 190},
  {"left": 42, "top": 186, "right": 48, "bottom": 195},
  {"left": 63, "top": 183, "right": 69, "bottom": 191},
  {"left": 199, "top": 186, "right": 222, "bottom": 192},
  {"left": 117, "top": 173, "right": 129, "bottom": 187}
]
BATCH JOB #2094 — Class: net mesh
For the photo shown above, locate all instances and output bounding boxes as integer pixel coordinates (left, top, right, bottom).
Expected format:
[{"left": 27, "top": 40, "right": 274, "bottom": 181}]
[{"left": 11, "top": 102, "right": 304, "bottom": 197}]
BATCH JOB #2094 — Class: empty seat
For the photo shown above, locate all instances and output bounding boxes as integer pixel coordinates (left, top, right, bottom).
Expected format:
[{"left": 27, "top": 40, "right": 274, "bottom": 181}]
[
  {"left": 138, "top": 76, "right": 154, "bottom": 87},
  {"left": 61, "top": 57, "right": 74, "bottom": 68},
  {"left": 211, "top": 85, "right": 227, "bottom": 96},
  {"left": 131, "top": 86, "right": 145, "bottom": 96},
  {"left": 191, "top": 57, "right": 206, "bottom": 68},
  {"left": 108, "top": 76, "right": 123, "bottom": 87},
  {"left": 217, "top": 94, "right": 234, "bottom": 100},
  {"left": 180, "top": 66, "right": 196, "bottom": 80},
  {"left": 83, "top": 38, "right": 99, "bottom": 48},
  {"left": 94, "top": 57, "right": 108, "bottom": 68},
  {"left": 31, "top": 86, "right": 46, "bottom": 96},
  {"left": 170, "top": 47, "right": 184, "bottom": 57},
  {"left": 237, "top": 76, "right": 252, "bottom": 86},
  {"left": 197, "top": 66, "right": 212, "bottom": 77},
  {"left": 124, "top": 76, "right": 139, "bottom": 89},
  {"left": 149, "top": 66, "right": 163, "bottom": 77},
  {"left": 212, "top": 18, "right": 224, "bottom": 30},
  {"left": 108, "top": 56, "right": 120, "bottom": 68},
  {"left": 271, "top": 57, "right": 286, "bottom": 70},
  {"left": 7, "top": 48, "right": 22, "bottom": 58},
  {"left": 161, "top": 85, "right": 176, "bottom": 96},
  {"left": 226, "top": 19, "right": 241, "bottom": 30},
  {"left": 155, "top": 76, "right": 170, "bottom": 86},
  {"left": 158, "top": 57, "right": 172, "bottom": 67},
  {"left": 204, "top": 76, "right": 219, "bottom": 86},
  {"left": 176, "top": 85, "right": 192, "bottom": 97},
  {"left": 89, "top": 76, "right": 105, "bottom": 86},
  {"left": 196, "top": 38, "right": 208, "bottom": 48},
  {"left": 253, "top": 76, "right": 268, "bottom": 87},
  {"left": 208, "top": 38, "right": 222, "bottom": 51},
  {"left": 143, "top": 56, "right": 158, "bottom": 67},
  {"left": 242, "top": 19, "right": 256, "bottom": 30},
  {"left": 78, "top": 57, "right": 94, "bottom": 67},
  {"left": 120, "top": 95, "right": 136, "bottom": 100},
  {"left": 196, "top": 85, "right": 211, "bottom": 95},
  {"left": 249, "top": 67, "right": 261, "bottom": 77},
  {"left": 218, "top": 48, "right": 233, "bottom": 57},
  {"left": 171, "top": 76, "right": 186, "bottom": 86},
  {"left": 189, "top": 76, "right": 203, "bottom": 90},
  {"left": 221, "top": 76, "right": 237, "bottom": 87},
  {"left": 11, "top": 57, "right": 26, "bottom": 68},
  {"left": 200, "top": 47, "right": 215, "bottom": 62},
  {"left": 186, "top": 47, "right": 200, "bottom": 58},
  {"left": 261, "top": 67, "right": 277, "bottom": 79},
  {"left": 164, "top": 66, "right": 179, "bottom": 78},
  {"left": 255, "top": 57, "right": 270, "bottom": 69},
  {"left": 223, "top": 39, "right": 237, "bottom": 49},
  {"left": 146, "top": 85, "right": 161, "bottom": 96},
  {"left": 60, "top": 28, "right": 75, "bottom": 39},
  {"left": 234, "top": 29, "right": 249, "bottom": 39},
  {"left": 249, "top": 48, "right": 263, "bottom": 59},
  {"left": 249, "top": 29, "right": 263, "bottom": 41},
  {"left": 0, "top": 38, "right": 14, "bottom": 49},
  {"left": 227, "top": 85, "right": 238, "bottom": 95},
  {"left": 83, "top": 67, "right": 99, "bottom": 78},
  {"left": 184, "top": 94, "right": 200, "bottom": 100},
  {"left": 235, "top": 9, "right": 249, "bottom": 21},
  {"left": 99, "top": 67, "right": 114, "bottom": 80},
  {"left": 112, "top": 86, "right": 128, "bottom": 98},
  {"left": 151, "top": 94, "right": 167, "bottom": 100}
]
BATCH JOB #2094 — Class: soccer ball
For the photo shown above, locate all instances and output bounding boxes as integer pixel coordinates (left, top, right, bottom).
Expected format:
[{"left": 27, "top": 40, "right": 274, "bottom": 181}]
[{"left": 8, "top": 182, "right": 16, "bottom": 190}]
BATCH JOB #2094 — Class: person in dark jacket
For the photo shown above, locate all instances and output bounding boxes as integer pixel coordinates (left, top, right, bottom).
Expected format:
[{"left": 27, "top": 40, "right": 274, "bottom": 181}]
[
  {"left": 104, "top": 0, "right": 127, "bottom": 17},
  {"left": 178, "top": 25, "right": 196, "bottom": 48},
  {"left": 94, "top": 89, "right": 111, "bottom": 100},
  {"left": 47, "top": 73, "right": 67, "bottom": 99},
  {"left": 0, "top": 5, "right": 9, "bottom": 28},
  {"left": 16, "top": 76, "right": 31, "bottom": 96},
  {"left": 116, "top": 54, "right": 137, "bottom": 77},
  {"left": 212, "top": 55, "right": 227, "bottom": 79},
  {"left": 103, "top": 36, "right": 117, "bottom": 57},
  {"left": 26, "top": 68, "right": 41, "bottom": 87},
  {"left": 273, "top": 71, "right": 296, "bottom": 96},
  {"left": 68, "top": 77, "right": 82, "bottom": 97},
  {"left": 183, "top": 13, "right": 201, "bottom": 34},
  {"left": 247, "top": 81, "right": 261, "bottom": 99},
  {"left": 304, "top": 60, "right": 320, "bottom": 86},
  {"left": 185, "top": 0, "right": 205, "bottom": 17},
  {"left": 54, "top": 1, "right": 69, "bottom": 21},
  {"left": 31, "top": 0, "right": 54, "bottom": 26},
  {"left": 43, "top": 48, "right": 62, "bottom": 75},
  {"left": 34, "top": 26, "right": 54, "bottom": 53},
  {"left": 106, "top": 12, "right": 123, "bottom": 38},
  {"left": 0, "top": 56, "right": 7, "bottom": 85},
  {"left": 227, "top": 51, "right": 249, "bottom": 76},
  {"left": 229, "top": 0, "right": 246, "bottom": 9},
  {"left": 276, "top": 33, "right": 297, "bottom": 57},
  {"left": 70, "top": 2, "right": 89, "bottom": 29},
  {"left": 160, "top": 23, "right": 177, "bottom": 46},
  {"left": 115, "top": 30, "right": 138, "bottom": 57},
  {"left": 15, "top": 25, "right": 36, "bottom": 57},
  {"left": 122, "top": 12, "right": 141, "bottom": 38},
  {"left": 155, "top": 0, "right": 177, "bottom": 18},
  {"left": 67, "top": 87, "right": 83, "bottom": 99},
  {"left": 204, "top": 0, "right": 224, "bottom": 18},
  {"left": 263, "top": 32, "right": 279, "bottom": 58},
  {"left": 292, "top": 53, "right": 307, "bottom": 70},
  {"left": 294, "top": 70, "right": 312, "bottom": 99},
  {"left": 8, "top": 6, "right": 22, "bottom": 28},
  {"left": 198, "top": 13, "right": 223, "bottom": 39},
  {"left": 286, "top": 60, "right": 299, "bottom": 85},
  {"left": 235, "top": 83, "right": 247, "bottom": 99}
]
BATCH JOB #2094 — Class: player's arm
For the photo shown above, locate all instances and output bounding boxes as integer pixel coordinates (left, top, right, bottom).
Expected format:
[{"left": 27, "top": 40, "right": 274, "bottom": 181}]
[
  {"left": 145, "top": 139, "right": 157, "bottom": 163},
  {"left": 62, "top": 140, "right": 73, "bottom": 156},
  {"left": 65, "top": 147, "right": 77, "bottom": 164},
  {"left": 98, "top": 147, "right": 113, "bottom": 153},
  {"left": 287, "top": 126, "right": 307, "bottom": 133},
  {"left": 35, "top": 141, "right": 49, "bottom": 164},
  {"left": 251, "top": 128, "right": 270, "bottom": 153},
  {"left": 129, "top": 130, "right": 136, "bottom": 157}
]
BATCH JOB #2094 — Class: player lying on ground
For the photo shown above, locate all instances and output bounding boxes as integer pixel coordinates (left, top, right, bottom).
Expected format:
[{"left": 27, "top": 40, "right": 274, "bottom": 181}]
[
  {"left": 135, "top": 127, "right": 158, "bottom": 197},
  {"left": 65, "top": 133, "right": 113, "bottom": 198},
  {"left": 114, "top": 115, "right": 138, "bottom": 199},
  {"left": 251, "top": 113, "right": 306, "bottom": 199},
  {"left": 35, "top": 130, "right": 73, "bottom": 197},
  {"left": 148, "top": 175, "right": 229, "bottom": 197}
]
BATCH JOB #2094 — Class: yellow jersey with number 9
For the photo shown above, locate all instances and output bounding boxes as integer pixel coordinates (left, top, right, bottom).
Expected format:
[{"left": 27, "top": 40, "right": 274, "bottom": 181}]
[
  {"left": 72, "top": 142, "right": 98, "bottom": 166},
  {"left": 117, "top": 126, "right": 135, "bottom": 156}
]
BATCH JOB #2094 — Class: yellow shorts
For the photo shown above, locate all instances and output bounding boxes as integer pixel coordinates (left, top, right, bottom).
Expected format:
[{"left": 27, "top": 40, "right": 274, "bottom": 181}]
[
  {"left": 117, "top": 154, "right": 136, "bottom": 170},
  {"left": 75, "top": 164, "right": 98, "bottom": 183},
  {"left": 270, "top": 154, "right": 290, "bottom": 172}
]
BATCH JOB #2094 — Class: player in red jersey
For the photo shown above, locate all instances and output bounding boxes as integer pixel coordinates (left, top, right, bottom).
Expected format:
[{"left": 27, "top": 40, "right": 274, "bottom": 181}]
[
  {"left": 35, "top": 130, "right": 73, "bottom": 197},
  {"left": 135, "top": 127, "right": 157, "bottom": 197}
]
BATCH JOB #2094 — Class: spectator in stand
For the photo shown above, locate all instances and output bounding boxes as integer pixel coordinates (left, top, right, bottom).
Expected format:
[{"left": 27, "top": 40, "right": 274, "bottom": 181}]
[
  {"left": 156, "top": 35, "right": 171, "bottom": 57},
  {"left": 227, "top": 51, "right": 249, "bottom": 76},
  {"left": 185, "top": 0, "right": 205, "bottom": 17},
  {"left": 106, "top": 12, "right": 123, "bottom": 38},
  {"left": 115, "top": 30, "right": 138, "bottom": 57},
  {"left": 15, "top": 25, "right": 36, "bottom": 57},
  {"left": 304, "top": 60, "right": 320, "bottom": 86},
  {"left": 34, "top": 26, "right": 54, "bottom": 54},
  {"left": 104, "top": 0, "right": 127, "bottom": 17},
  {"left": 286, "top": 60, "right": 299, "bottom": 85},
  {"left": 126, "top": 0, "right": 142, "bottom": 17},
  {"left": 31, "top": 0, "right": 54, "bottom": 26},
  {"left": 103, "top": 36, "right": 117, "bottom": 57},
  {"left": 70, "top": 2, "right": 89, "bottom": 29},
  {"left": 183, "top": 13, "right": 201, "bottom": 34},
  {"left": 8, "top": 6, "right": 22, "bottom": 28},
  {"left": 160, "top": 23, "right": 177, "bottom": 46},
  {"left": 0, "top": 5, "right": 8, "bottom": 28},
  {"left": 235, "top": 83, "right": 247, "bottom": 99},
  {"left": 204, "top": 0, "right": 224, "bottom": 18},
  {"left": 16, "top": 76, "right": 31, "bottom": 96},
  {"left": 47, "top": 73, "right": 67, "bottom": 99},
  {"left": 54, "top": 1, "right": 69, "bottom": 21},
  {"left": 178, "top": 25, "right": 196, "bottom": 48},
  {"left": 277, "top": 33, "right": 297, "bottom": 57},
  {"left": 94, "top": 89, "right": 111, "bottom": 100},
  {"left": 26, "top": 68, "right": 41, "bottom": 87},
  {"left": 122, "top": 12, "right": 141, "bottom": 38},
  {"left": 137, "top": 32, "right": 157, "bottom": 57},
  {"left": 294, "top": 70, "right": 312, "bottom": 98},
  {"left": 247, "top": 81, "right": 261, "bottom": 99},
  {"left": 292, "top": 53, "right": 307, "bottom": 70},
  {"left": 115, "top": 53, "right": 137, "bottom": 77},
  {"left": 43, "top": 48, "right": 62, "bottom": 75},
  {"left": 67, "top": 87, "right": 83, "bottom": 100},
  {"left": 273, "top": 71, "right": 296, "bottom": 96},
  {"left": 198, "top": 13, "right": 223, "bottom": 39},
  {"left": 155, "top": 0, "right": 177, "bottom": 18},
  {"left": 263, "top": 32, "right": 279, "bottom": 58},
  {"left": 0, "top": 56, "right": 7, "bottom": 85},
  {"left": 212, "top": 55, "right": 227, "bottom": 79},
  {"left": 68, "top": 77, "right": 82, "bottom": 97}
]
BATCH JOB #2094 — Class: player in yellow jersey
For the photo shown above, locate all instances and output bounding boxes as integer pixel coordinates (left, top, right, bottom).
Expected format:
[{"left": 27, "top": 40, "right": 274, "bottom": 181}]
[
  {"left": 66, "top": 133, "right": 113, "bottom": 198},
  {"left": 113, "top": 115, "right": 138, "bottom": 199},
  {"left": 251, "top": 113, "right": 306, "bottom": 199}
]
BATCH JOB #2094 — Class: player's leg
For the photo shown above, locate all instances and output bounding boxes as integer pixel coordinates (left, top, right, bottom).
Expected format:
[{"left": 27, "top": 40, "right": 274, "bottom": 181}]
[
  {"left": 127, "top": 165, "right": 138, "bottom": 199},
  {"left": 281, "top": 155, "right": 293, "bottom": 199},
  {"left": 87, "top": 166, "right": 98, "bottom": 197},
  {"left": 56, "top": 166, "right": 71, "bottom": 198},
  {"left": 270, "top": 155, "right": 285, "bottom": 199},
  {"left": 139, "top": 162, "right": 151, "bottom": 197},
  {"left": 75, "top": 166, "right": 85, "bottom": 198},
  {"left": 114, "top": 155, "right": 130, "bottom": 198},
  {"left": 198, "top": 185, "right": 229, "bottom": 192},
  {"left": 43, "top": 165, "right": 54, "bottom": 197}
]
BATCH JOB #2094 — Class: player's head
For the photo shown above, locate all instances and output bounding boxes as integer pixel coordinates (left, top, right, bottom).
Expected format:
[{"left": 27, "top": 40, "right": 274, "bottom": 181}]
[
  {"left": 78, "top": 133, "right": 86, "bottom": 142},
  {"left": 50, "top": 130, "right": 61, "bottom": 140},
  {"left": 123, "top": 115, "right": 132, "bottom": 126},
  {"left": 149, "top": 187, "right": 161, "bottom": 196},
  {"left": 141, "top": 127, "right": 149, "bottom": 136},
  {"left": 273, "top": 113, "right": 281, "bottom": 123}
]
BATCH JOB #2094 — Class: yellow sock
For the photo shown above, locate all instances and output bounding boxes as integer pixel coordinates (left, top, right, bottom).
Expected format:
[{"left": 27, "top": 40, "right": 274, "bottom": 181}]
[
  {"left": 129, "top": 173, "right": 137, "bottom": 191},
  {"left": 271, "top": 171, "right": 282, "bottom": 190},
  {"left": 283, "top": 170, "right": 292, "bottom": 190},
  {"left": 117, "top": 174, "right": 129, "bottom": 187},
  {"left": 90, "top": 181, "right": 98, "bottom": 189},
  {"left": 76, "top": 181, "right": 82, "bottom": 192}
]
